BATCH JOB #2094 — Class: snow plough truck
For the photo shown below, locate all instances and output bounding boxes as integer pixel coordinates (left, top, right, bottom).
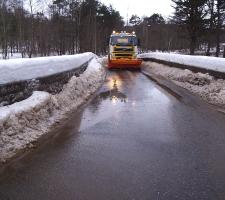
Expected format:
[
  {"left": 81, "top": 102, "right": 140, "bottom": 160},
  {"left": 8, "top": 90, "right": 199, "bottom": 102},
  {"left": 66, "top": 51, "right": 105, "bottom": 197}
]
[{"left": 108, "top": 31, "right": 142, "bottom": 69}]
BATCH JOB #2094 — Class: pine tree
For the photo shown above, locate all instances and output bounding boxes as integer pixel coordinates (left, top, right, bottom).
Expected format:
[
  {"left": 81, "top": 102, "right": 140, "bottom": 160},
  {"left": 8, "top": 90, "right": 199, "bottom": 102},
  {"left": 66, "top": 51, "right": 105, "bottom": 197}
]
[
  {"left": 129, "top": 15, "right": 141, "bottom": 26},
  {"left": 215, "top": 0, "right": 225, "bottom": 57},
  {"left": 205, "top": 0, "right": 215, "bottom": 56},
  {"left": 172, "top": 0, "right": 207, "bottom": 55},
  {"left": 144, "top": 13, "right": 165, "bottom": 25}
]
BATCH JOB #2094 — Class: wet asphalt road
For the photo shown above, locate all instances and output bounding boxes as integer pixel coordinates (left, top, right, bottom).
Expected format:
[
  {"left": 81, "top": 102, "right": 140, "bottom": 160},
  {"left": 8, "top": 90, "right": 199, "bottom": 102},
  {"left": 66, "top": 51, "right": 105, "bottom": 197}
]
[{"left": 1, "top": 70, "right": 225, "bottom": 200}]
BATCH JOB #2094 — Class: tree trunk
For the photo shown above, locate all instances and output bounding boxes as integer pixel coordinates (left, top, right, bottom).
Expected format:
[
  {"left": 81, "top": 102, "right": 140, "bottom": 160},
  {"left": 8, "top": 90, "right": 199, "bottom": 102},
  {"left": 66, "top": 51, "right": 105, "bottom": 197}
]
[
  {"left": 206, "top": 0, "right": 215, "bottom": 57},
  {"left": 190, "top": 36, "right": 196, "bottom": 55},
  {"left": 215, "top": 29, "right": 220, "bottom": 57},
  {"left": 206, "top": 41, "right": 211, "bottom": 56},
  {"left": 223, "top": 46, "right": 225, "bottom": 58},
  {"left": 215, "top": 0, "right": 222, "bottom": 57}
]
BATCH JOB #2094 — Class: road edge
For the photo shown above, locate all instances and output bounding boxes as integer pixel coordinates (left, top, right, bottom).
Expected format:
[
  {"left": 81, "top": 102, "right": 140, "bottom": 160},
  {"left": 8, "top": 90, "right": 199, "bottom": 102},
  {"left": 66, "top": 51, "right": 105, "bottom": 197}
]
[
  {"left": 141, "top": 66, "right": 225, "bottom": 114},
  {"left": 0, "top": 58, "right": 106, "bottom": 164}
]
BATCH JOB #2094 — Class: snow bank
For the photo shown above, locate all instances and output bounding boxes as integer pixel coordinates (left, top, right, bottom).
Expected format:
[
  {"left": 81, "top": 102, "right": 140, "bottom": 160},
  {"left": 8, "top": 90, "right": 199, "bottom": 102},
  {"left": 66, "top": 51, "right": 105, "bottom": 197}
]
[
  {"left": 0, "top": 57, "right": 105, "bottom": 162},
  {"left": 143, "top": 62, "right": 225, "bottom": 108},
  {"left": 0, "top": 92, "right": 57, "bottom": 162},
  {"left": 55, "top": 57, "right": 105, "bottom": 112},
  {"left": 0, "top": 91, "right": 51, "bottom": 123},
  {"left": 0, "top": 52, "right": 93, "bottom": 84},
  {"left": 139, "top": 53, "right": 225, "bottom": 73}
]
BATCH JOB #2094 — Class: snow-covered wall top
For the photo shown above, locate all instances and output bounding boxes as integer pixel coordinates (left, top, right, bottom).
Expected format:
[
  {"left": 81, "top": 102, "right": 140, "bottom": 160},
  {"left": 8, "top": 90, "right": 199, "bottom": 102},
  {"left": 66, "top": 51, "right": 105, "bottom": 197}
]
[
  {"left": 0, "top": 52, "right": 94, "bottom": 85},
  {"left": 139, "top": 53, "right": 225, "bottom": 74}
]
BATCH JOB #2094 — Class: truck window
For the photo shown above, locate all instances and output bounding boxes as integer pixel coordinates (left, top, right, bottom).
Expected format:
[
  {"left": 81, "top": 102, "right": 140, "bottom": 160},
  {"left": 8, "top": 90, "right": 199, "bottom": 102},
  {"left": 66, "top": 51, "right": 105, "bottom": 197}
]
[{"left": 110, "top": 36, "right": 137, "bottom": 46}]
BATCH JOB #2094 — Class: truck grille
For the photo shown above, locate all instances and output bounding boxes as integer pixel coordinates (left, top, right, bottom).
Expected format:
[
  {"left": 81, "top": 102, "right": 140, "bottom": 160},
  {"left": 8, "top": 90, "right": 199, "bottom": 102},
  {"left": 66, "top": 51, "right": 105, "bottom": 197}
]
[
  {"left": 114, "top": 47, "right": 133, "bottom": 52},
  {"left": 112, "top": 46, "right": 135, "bottom": 58},
  {"left": 114, "top": 53, "right": 133, "bottom": 57}
]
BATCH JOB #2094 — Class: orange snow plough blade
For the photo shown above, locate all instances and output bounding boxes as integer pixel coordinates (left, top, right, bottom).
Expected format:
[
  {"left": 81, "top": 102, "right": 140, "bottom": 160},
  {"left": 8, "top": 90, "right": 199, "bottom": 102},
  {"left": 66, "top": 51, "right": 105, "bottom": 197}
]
[{"left": 108, "top": 59, "right": 142, "bottom": 69}]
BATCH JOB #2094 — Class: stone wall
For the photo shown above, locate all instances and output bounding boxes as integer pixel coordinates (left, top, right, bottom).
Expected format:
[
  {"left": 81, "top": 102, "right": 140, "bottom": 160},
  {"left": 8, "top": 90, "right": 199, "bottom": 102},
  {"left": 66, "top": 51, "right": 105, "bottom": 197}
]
[{"left": 0, "top": 59, "right": 91, "bottom": 106}]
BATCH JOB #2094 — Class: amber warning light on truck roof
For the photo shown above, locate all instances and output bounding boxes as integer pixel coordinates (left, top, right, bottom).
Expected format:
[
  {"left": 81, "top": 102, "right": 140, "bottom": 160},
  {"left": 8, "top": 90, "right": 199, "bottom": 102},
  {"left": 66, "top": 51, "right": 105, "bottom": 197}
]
[{"left": 111, "top": 31, "right": 136, "bottom": 35}]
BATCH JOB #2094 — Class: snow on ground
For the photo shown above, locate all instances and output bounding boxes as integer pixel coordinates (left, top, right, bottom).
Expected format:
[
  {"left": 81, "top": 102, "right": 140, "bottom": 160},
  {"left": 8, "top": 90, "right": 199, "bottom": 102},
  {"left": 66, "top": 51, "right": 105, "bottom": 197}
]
[
  {"left": 142, "top": 62, "right": 225, "bottom": 108},
  {"left": 0, "top": 52, "right": 93, "bottom": 85},
  {"left": 0, "top": 53, "right": 24, "bottom": 60},
  {"left": 0, "top": 52, "right": 61, "bottom": 60},
  {"left": 0, "top": 57, "right": 106, "bottom": 162},
  {"left": 139, "top": 53, "right": 225, "bottom": 73}
]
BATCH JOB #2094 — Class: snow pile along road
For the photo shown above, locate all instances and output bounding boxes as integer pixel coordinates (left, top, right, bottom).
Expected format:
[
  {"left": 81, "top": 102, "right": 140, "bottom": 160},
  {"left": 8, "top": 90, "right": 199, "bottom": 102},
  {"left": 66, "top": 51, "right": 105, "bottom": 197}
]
[
  {"left": 142, "top": 62, "right": 225, "bottom": 108},
  {"left": 0, "top": 52, "right": 93, "bottom": 85},
  {"left": 139, "top": 53, "right": 225, "bottom": 74},
  {"left": 0, "top": 57, "right": 106, "bottom": 163}
]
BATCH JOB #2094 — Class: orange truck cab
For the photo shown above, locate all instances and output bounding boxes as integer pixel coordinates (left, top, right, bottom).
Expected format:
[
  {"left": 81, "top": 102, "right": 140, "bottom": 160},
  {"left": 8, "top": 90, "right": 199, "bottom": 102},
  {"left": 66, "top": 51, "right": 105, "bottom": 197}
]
[{"left": 108, "top": 31, "right": 142, "bottom": 69}]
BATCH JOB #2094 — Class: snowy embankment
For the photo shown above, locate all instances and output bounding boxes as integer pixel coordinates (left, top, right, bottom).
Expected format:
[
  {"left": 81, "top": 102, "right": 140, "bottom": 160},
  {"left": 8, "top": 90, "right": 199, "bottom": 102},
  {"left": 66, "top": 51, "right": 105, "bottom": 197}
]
[
  {"left": 0, "top": 52, "right": 93, "bottom": 85},
  {"left": 0, "top": 53, "right": 94, "bottom": 106},
  {"left": 142, "top": 56, "right": 225, "bottom": 108},
  {"left": 139, "top": 53, "right": 225, "bottom": 73},
  {"left": 0, "top": 57, "right": 106, "bottom": 163}
]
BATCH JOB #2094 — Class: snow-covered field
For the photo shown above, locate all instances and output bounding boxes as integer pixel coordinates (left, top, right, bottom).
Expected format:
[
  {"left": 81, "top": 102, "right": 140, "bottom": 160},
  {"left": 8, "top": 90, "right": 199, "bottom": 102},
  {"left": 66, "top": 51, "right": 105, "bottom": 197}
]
[
  {"left": 0, "top": 57, "right": 106, "bottom": 163},
  {"left": 142, "top": 62, "right": 225, "bottom": 108},
  {"left": 139, "top": 53, "right": 225, "bottom": 73},
  {"left": 0, "top": 52, "right": 93, "bottom": 84}
]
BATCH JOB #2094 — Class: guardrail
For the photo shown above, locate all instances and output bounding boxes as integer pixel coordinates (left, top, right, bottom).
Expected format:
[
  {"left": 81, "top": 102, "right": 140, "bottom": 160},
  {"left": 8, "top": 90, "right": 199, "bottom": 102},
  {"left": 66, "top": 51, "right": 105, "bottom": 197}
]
[{"left": 0, "top": 56, "right": 94, "bottom": 106}]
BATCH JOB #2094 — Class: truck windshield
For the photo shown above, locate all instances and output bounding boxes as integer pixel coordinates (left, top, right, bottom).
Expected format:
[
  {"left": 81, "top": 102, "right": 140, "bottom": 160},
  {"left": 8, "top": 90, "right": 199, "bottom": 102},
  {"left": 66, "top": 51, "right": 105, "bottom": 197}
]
[{"left": 110, "top": 36, "right": 137, "bottom": 46}]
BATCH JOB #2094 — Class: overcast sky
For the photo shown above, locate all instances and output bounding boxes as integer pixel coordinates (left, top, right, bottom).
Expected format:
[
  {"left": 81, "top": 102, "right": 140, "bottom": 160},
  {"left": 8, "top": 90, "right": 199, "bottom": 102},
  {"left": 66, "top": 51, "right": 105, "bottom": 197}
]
[{"left": 100, "top": 0, "right": 174, "bottom": 20}]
